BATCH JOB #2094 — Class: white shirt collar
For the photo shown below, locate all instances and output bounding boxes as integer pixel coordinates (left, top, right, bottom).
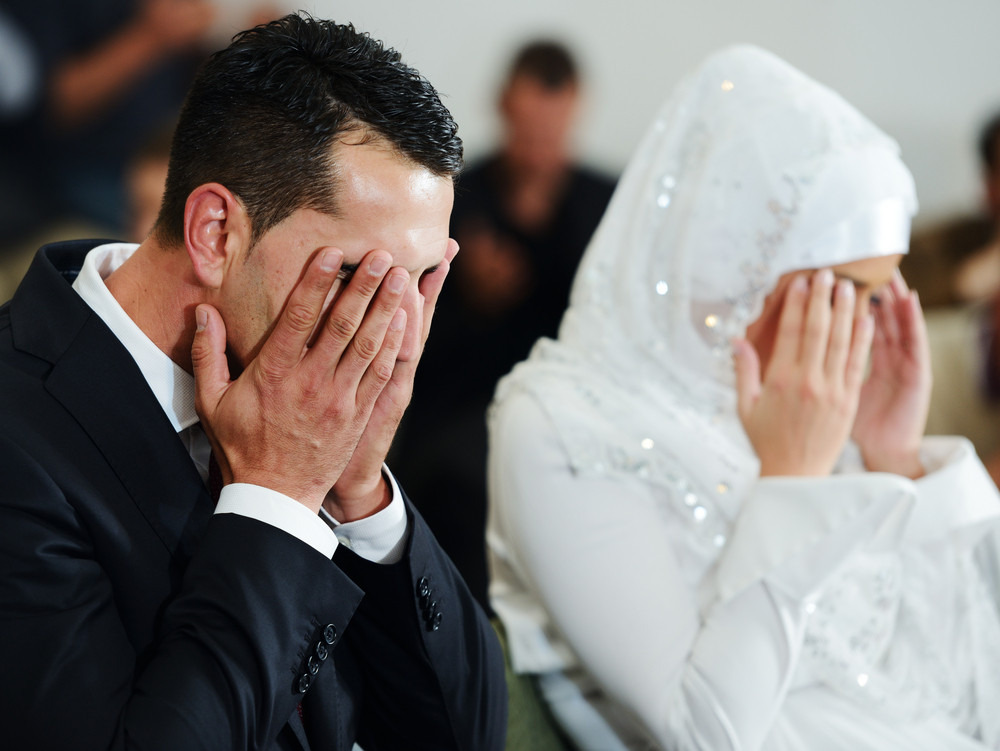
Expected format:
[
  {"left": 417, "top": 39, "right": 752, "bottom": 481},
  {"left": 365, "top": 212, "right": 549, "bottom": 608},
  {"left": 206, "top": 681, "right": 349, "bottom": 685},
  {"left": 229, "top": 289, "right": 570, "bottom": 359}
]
[{"left": 72, "top": 242, "right": 198, "bottom": 433}]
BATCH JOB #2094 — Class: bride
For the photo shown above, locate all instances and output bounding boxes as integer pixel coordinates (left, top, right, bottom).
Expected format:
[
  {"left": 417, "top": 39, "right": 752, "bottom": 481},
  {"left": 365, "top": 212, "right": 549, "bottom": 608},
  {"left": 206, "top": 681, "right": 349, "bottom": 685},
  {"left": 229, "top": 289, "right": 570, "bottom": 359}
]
[{"left": 487, "top": 45, "right": 1000, "bottom": 750}]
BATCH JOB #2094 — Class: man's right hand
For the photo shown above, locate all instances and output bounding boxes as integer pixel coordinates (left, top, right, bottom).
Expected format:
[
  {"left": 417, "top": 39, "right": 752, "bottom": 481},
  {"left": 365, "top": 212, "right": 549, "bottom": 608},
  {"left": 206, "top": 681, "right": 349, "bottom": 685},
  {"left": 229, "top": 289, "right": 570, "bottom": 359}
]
[
  {"left": 190, "top": 247, "right": 409, "bottom": 513},
  {"left": 733, "top": 269, "right": 875, "bottom": 477}
]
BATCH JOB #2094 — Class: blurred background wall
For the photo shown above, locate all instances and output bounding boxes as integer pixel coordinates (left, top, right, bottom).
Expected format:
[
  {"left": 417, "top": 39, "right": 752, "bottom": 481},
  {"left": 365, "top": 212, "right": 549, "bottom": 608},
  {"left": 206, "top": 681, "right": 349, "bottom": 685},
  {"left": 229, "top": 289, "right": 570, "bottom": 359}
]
[{"left": 280, "top": 0, "right": 1000, "bottom": 228}]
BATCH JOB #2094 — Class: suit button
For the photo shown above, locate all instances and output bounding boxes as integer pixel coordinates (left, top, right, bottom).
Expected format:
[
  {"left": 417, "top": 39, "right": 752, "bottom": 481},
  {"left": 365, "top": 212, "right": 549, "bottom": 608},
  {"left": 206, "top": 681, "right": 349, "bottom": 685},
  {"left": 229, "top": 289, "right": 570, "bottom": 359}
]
[
  {"left": 430, "top": 612, "right": 442, "bottom": 631},
  {"left": 307, "top": 655, "right": 321, "bottom": 675},
  {"left": 416, "top": 576, "right": 431, "bottom": 598},
  {"left": 297, "top": 673, "right": 312, "bottom": 693},
  {"left": 322, "top": 624, "right": 338, "bottom": 645},
  {"left": 315, "top": 641, "right": 329, "bottom": 661}
]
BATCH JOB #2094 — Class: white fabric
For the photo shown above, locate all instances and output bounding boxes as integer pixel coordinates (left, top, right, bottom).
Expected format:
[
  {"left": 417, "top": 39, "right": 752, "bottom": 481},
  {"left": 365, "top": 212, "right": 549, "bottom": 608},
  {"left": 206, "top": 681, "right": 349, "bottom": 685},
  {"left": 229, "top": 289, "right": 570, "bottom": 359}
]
[
  {"left": 487, "top": 46, "right": 1000, "bottom": 750},
  {"left": 321, "top": 469, "right": 410, "bottom": 563},
  {"left": 73, "top": 242, "right": 408, "bottom": 563}
]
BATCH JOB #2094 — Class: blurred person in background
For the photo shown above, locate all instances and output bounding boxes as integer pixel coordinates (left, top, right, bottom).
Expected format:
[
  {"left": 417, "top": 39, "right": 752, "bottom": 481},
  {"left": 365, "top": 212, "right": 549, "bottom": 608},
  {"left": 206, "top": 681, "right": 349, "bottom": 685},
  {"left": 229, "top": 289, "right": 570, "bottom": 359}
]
[
  {"left": 0, "top": 0, "right": 279, "bottom": 298},
  {"left": 951, "top": 113, "right": 1000, "bottom": 302},
  {"left": 0, "top": 0, "right": 214, "bottom": 243},
  {"left": 922, "top": 112, "right": 1000, "bottom": 486},
  {"left": 125, "top": 123, "right": 174, "bottom": 242},
  {"left": 901, "top": 112, "right": 1000, "bottom": 306},
  {"left": 394, "top": 39, "right": 616, "bottom": 610}
]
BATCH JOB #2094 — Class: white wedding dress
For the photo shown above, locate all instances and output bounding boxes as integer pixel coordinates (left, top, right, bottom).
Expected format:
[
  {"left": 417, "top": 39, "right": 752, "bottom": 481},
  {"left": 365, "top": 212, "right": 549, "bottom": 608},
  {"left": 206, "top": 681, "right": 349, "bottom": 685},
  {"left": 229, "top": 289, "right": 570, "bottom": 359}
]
[{"left": 487, "top": 46, "right": 1000, "bottom": 750}]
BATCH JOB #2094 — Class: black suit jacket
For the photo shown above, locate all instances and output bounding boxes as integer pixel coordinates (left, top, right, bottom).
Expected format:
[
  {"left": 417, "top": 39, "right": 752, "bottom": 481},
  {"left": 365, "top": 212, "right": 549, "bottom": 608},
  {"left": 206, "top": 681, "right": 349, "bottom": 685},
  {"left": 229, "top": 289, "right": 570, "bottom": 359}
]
[{"left": 0, "top": 241, "right": 507, "bottom": 750}]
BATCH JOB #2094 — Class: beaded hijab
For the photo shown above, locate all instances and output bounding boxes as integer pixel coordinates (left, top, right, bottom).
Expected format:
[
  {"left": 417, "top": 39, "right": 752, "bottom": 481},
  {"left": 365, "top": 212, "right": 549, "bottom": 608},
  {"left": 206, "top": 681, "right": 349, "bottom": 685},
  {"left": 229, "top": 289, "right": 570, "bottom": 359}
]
[{"left": 491, "top": 45, "right": 917, "bottom": 548}]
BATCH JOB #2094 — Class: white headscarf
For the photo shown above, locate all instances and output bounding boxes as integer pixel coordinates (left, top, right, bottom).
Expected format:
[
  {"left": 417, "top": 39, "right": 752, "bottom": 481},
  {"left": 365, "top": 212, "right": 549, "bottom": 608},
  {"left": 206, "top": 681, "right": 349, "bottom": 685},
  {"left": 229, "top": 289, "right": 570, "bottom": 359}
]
[{"left": 492, "top": 45, "right": 917, "bottom": 545}]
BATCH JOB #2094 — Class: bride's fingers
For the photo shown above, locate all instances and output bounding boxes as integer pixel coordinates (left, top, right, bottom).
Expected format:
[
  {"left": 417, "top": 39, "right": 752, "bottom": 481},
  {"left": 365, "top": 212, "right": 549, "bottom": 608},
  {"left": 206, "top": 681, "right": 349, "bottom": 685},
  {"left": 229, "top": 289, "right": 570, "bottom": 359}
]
[
  {"left": 768, "top": 273, "right": 809, "bottom": 377},
  {"left": 800, "top": 269, "right": 835, "bottom": 371},
  {"left": 875, "top": 281, "right": 901, "bottom": 347},
  {"left": 825, "top": 279, "right": 856, "bottom": 379},
  {"left": 845, "top": 313, "right": 875, "bottom": 393},
  {"left": 733, "top": 338, "right": 762, "bottom": 427}
]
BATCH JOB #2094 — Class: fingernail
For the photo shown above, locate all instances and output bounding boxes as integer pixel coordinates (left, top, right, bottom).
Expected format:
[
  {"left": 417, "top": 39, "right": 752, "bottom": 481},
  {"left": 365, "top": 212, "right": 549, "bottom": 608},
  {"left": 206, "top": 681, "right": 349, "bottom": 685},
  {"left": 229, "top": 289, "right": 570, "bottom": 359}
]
[
  {"left": 386, "top": 270, "right": 408, "bottom": 294},
  {"left": 320, "top": 249, "right": 342, "bottom": 272},
  {"left": 389, "top": 308, "right": 406, "bottom": 331},
  {"left": 195, "top": 307, "right": 207, "bottom": 332},
  {"left": 369, "top": 254, "right": 390, "bottom": 276},
  {"left": 816, "top": 269, "right": 834, "bottom": 286},
  {"left": 792, "top": 275, "right": 809, "bottom": 293},
  {"left": 836, "top": 279, "right": 855, "bottom": 299}
]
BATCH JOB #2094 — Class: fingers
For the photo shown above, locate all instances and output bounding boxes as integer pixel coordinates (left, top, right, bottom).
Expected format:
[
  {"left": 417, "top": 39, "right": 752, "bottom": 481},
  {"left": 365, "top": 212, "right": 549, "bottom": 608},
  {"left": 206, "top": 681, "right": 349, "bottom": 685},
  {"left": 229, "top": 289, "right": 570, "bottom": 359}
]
[
  {"left": 890, "top": 271, "right": 927, "bottom": 354},
  {"left": 191, "top": 304, "right": 231, "bottom": 420},
  {"left": 845, "top": 313, "right": 875, "bottom": 392},
  {"left": 732, "top": 338, "right": 762, "bottom": 427},
  {"left": 768, "top": 273, "right": 809, "bottom": 377},
  {"left": 800, "top": 269, "right": 835, "bottom": 368},
  {"left": 417, "top": 238, "right": 459, "bottom": 347},
  {"left": 824, "top": 279, "right": 856, "bottom": 379},
  {"left": 356, "top": 307, "right": 408, "bottom": 408},
  {"left": 875, "top": 277, "right": 901, "bottom": 347},
  {"left": 902, "top": 288, "right": 929, "bottom": 362},
  {"left": 311, "top": 251, "right": 406, "bottom": 377},
  {"left": 262, "top": 248, "right": 345, "bottom": 372}
]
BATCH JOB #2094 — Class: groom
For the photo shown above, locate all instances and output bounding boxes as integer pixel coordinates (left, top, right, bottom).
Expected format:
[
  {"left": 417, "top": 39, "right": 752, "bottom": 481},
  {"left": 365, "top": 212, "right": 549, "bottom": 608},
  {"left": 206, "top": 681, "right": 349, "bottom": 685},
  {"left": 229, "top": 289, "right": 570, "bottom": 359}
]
[{"left": 0, "top": 14, "right": 505, "bottom": 750}]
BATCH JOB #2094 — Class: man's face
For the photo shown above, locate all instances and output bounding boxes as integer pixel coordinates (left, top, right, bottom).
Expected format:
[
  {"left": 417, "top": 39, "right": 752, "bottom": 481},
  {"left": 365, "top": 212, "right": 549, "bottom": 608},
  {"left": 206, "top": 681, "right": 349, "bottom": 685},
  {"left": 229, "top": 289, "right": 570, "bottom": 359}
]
[
  {"left": 220, "top": 141, "right": 455, "bottom": 368},
  {"left": 501, "top": 75, "right": 579, "bottom": 176}
]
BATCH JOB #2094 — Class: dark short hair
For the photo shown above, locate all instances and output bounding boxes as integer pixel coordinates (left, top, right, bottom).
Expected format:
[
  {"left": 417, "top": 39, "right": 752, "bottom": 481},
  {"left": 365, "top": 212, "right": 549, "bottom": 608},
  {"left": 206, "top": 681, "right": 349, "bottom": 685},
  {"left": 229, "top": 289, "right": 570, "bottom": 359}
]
[
  {"left": 979, "top": 110, "right": 1000, "bottom": 173},
  {"left": 155, "top": 14, "right": 462, "bottom": 247},
  {"left": 506, "top": 40, "right": 578, "bottom": 91}
]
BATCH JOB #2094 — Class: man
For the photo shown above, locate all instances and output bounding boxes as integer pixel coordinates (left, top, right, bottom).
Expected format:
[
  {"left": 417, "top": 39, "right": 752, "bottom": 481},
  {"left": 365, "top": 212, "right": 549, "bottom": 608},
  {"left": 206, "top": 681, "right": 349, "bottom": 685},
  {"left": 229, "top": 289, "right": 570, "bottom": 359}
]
[
  {"left": 396, "top": 40, "right": 615, "bottom": 609},
  {"left": 0, "top": 14, "right": 506, "bottom": 751}
]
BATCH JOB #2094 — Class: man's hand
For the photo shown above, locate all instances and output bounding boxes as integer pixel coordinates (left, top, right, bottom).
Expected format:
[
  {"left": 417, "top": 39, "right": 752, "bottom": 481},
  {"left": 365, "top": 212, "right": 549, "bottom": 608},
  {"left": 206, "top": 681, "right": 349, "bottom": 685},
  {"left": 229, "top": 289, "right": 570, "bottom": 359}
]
[
  {"left": 851, "top": 272, "right": 931, "bottom": 479},
  {"left": 191, "top": 248, "right": 409, "bottom": 513},
  {"left": 324, "top": 240, "right": 460, "bottom": 522},
  {"left": 734, "top": 269, "right": 874, "bottom": 477}
]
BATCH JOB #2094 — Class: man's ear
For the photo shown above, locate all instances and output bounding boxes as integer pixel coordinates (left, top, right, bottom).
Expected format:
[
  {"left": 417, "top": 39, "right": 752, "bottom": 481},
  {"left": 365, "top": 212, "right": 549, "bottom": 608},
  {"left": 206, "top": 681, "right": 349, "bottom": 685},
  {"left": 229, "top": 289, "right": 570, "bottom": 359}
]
[{"left": 183, "top": 183, "right": 251, "bottom": 290}]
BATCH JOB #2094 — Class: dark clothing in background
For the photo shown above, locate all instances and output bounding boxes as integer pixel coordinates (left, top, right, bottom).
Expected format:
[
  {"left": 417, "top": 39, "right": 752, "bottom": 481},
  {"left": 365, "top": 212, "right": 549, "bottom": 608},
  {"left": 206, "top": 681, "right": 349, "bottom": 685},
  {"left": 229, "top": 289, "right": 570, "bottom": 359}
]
[
  {"left": 0, "top": 0, "right": 198, "bottom": 241},
  {"left": 394, "top": 154, "right": 616, "bottom": 610}
]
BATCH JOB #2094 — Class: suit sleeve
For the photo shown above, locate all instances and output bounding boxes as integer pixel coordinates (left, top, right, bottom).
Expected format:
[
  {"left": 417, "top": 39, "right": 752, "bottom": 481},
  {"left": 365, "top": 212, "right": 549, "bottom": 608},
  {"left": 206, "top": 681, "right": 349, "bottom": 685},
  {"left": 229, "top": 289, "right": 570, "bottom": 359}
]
[
  {"left": 0, "top": 434, "right": 364, "bottom": 750},
  {"left": 331, "top": 495, "right": 508, "bottom": 751}
]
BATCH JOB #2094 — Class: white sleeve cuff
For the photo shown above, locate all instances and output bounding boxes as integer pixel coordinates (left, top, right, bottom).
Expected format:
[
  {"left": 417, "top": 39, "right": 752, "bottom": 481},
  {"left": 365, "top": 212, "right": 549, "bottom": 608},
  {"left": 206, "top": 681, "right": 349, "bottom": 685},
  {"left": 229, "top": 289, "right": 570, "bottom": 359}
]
[
  {"left": 320, "top": 465, "right": 410, "bottom": 564},
  {"left": 214, "top": 483, "right": 339, "bottom": 558}
]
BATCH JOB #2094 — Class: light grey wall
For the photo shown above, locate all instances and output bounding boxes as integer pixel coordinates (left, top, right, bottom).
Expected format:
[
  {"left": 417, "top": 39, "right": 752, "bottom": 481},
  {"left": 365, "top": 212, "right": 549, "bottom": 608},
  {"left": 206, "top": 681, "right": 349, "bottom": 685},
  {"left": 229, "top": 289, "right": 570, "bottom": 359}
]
[{"left": 293, "top": 0, "right": 1000, "bottom": 227}]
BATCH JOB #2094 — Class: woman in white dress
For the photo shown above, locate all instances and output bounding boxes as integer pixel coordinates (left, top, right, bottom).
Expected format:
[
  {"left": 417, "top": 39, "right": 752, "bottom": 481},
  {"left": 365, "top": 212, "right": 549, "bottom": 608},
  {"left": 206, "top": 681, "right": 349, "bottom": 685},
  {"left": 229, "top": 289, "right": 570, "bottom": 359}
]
[{"left": 487, "top": 45, "right": 1000, "bottom": 750}]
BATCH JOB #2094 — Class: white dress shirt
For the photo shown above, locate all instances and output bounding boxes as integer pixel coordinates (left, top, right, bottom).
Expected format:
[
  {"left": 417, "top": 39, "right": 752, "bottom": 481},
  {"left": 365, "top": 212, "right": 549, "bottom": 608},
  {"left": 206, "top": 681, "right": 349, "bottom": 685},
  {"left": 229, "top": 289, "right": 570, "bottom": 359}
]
[{"left": 73, "top": 242, "right": 408, "bottom": 563}]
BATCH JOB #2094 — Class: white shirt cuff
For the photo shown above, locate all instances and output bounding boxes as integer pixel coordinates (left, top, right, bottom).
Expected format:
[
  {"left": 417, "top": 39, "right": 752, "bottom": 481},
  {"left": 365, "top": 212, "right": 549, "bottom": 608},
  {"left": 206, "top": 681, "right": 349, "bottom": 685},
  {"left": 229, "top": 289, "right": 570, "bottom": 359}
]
[
  {"left": 214, "top": 483, "right": 339, "bottom": 558},
  {"left": 320, "top": 466, "right": 409, "bottom": 564}
]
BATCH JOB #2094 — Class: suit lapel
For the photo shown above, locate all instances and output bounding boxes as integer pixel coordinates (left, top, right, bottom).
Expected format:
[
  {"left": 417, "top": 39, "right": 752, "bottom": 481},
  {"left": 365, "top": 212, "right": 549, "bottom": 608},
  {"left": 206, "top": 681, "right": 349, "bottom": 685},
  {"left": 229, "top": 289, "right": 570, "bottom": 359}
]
[{"left": 11, "top": 241, "right": 213, "bottom": 561}]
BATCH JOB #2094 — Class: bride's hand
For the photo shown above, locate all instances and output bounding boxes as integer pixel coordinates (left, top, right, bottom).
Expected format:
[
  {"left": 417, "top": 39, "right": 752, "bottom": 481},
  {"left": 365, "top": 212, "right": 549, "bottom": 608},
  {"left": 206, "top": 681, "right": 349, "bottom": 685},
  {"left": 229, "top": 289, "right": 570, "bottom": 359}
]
[
  {"left": 733, "top": 269, "right": 874, "bottom": 477},
  {"left": 850, "top": 272, "right": 930, "bottom": 479}
]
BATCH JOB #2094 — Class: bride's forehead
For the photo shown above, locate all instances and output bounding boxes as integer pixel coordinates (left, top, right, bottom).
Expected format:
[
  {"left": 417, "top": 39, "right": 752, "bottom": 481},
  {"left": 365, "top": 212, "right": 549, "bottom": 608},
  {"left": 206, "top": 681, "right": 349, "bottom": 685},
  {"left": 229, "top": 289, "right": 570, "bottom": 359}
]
[{"left": 830, "top": 254, "right": 904, "bottom": 288}]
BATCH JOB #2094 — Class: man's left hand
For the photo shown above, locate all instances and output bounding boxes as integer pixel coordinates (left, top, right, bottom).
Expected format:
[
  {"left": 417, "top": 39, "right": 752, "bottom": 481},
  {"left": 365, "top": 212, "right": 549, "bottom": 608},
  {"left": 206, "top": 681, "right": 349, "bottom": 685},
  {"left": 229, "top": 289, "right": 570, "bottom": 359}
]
[{"left": 324, "top": 240, "right": 460, "bottom": 521}]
